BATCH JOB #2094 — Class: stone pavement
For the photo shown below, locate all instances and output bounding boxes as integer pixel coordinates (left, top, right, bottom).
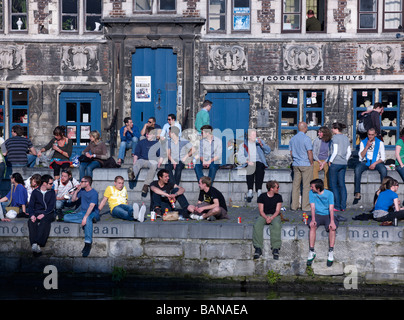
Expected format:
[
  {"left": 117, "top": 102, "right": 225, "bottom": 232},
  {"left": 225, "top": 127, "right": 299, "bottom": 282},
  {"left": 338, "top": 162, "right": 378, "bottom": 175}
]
[{"left": 100, "top": 201, "right": 383, "bottom": 227}]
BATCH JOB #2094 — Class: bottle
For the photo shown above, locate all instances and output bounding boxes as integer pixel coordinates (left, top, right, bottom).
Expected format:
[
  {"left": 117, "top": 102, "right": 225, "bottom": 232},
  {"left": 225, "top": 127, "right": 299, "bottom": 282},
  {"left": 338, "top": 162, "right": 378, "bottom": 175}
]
[
  {"left": 169, "top": 198, "right": 176, "bottom": 209},
  {"left": 303, "top": 212, "right": 309, "bottom": 225},
  {"left": 68, "top": 186, "right": 78, "bottom": 193},
  {"left": 151, "top": 211, "right": 156, "bottom": 221}
]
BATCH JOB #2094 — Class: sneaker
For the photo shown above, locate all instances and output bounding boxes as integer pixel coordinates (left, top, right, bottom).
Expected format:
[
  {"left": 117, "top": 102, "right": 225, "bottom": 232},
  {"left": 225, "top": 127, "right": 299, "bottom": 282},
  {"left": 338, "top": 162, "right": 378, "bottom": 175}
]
[
  {"left": 207, "top": 215, "right": 216, "bottom": 221},
  {"left": 82, "top": 242, "right": 92, "bottom": 257},
  {"left": 246, "top": 191, "right": 253, "bottom": 203},
  {"left": 138, "top": 204, "right": 146, "bottom": 222},
  {"left": 253, "top": 247, "right": 262, "bottom": 260},
  {"left": 190, "top": 214, "right": 203, "bottom": 220},
  {"left": 31, "top": 243, "right": 41, "bottom": 253},
  {"left": 272, "top": 248, "right": 279, "bottom": 260},
  {"left": 127, "top": 167, "right": 135, "bottom": 180},
  {"left": 307, "top": 250, "right": 316, "bottom": 266},
  {"left": 257, "top": 189, "right": 262, "bottom": 198},
  {"left": 132, "top": 203, "right": 139, "bottom": 220},
  {"left": 141, "top": 184, "right": 149, "bottom": 197},
  {"left": 327, "top": 251, "right": 334, "bottom": 267}
]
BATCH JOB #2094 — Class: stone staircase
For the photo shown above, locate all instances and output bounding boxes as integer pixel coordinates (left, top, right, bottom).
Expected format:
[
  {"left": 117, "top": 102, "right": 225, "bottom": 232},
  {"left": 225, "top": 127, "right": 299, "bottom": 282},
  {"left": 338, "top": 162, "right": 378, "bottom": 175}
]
[{"left": 8, "top": 163, "right": 404, "bottom": 208}]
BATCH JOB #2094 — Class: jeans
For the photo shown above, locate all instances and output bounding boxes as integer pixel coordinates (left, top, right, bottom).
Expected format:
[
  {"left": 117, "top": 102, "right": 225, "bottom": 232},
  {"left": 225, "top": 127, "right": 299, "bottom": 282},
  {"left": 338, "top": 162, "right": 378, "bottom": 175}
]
[
  {"left": 79, "top": 161, "right": 101, "bottom": 180},
  {"left": 396, "top": 165, "right": 404, "bottom": 183},
  {"left": 165, "top": 161, "right": 185, "bottom": 185},
  {"left": 151, "top": 187, "right": 190, "bottom": 217},
  {"left": 328, "top": 164, "right": 347, "bottom": 211},
  {"left": 194, "top": 163, "right": 219, "bottom": 183},
  {"left": 27, "top": 154, "right": 37, "bottom": 167},
  {"left": 132, "top": 159, "right": 158, "bottom": 186},
  {"left": 118, "top": 137, "right": 139, "bottom": 162},
  {"left": 111, "top": 204, "right": 134, "bottom": 221},
  {"left": 64, "top": 211, "right": 95, "bottom": 243},
  {"left": 354, "top": 162, "right": 387, "bottom": 194}
]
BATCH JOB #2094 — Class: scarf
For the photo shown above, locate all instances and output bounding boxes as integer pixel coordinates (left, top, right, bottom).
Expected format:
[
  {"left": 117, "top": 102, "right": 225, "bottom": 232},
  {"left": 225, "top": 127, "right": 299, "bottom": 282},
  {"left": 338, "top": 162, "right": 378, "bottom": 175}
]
[{"left": 362, "top": 137, "right": 380, "bottom": 166}]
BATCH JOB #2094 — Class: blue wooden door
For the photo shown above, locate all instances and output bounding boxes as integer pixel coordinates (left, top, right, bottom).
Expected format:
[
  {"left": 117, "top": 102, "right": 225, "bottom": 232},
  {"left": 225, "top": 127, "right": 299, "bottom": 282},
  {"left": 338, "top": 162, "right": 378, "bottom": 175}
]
[
  {"left": 206, "top": 92, "right": 250, "bottom": 164},
  {"left": 59, "top": 92, "right": 101, "bottom": 157},
  {"left": 131, "top": 48, "right": 177, "bottom": 130}
]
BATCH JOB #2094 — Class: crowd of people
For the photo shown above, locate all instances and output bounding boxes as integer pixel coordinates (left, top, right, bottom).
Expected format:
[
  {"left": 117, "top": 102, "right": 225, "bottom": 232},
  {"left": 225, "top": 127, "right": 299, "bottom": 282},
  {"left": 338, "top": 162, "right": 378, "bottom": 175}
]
[{"left": 0, "top": 101, "right": 403, "bottom": 266}]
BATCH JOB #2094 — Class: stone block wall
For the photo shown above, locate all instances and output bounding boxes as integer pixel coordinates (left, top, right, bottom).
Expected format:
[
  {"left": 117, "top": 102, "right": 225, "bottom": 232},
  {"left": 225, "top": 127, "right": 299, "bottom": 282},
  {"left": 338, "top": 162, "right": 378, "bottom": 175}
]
[{"left": 1, "top": 220, "right": 404, "bottom": 283}]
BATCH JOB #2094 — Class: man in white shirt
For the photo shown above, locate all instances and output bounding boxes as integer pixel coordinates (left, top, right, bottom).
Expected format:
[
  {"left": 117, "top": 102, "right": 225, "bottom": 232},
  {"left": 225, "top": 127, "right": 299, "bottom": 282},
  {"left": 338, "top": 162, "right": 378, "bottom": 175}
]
[
  {"left": 353, "top": 128, "right": 387, "bottom": 203},
  {"left": 160, "top": 114, "right": 182, "bottom": 141},
  {"left": 54, "top": 169, "right": 80, "bottom": 220}
]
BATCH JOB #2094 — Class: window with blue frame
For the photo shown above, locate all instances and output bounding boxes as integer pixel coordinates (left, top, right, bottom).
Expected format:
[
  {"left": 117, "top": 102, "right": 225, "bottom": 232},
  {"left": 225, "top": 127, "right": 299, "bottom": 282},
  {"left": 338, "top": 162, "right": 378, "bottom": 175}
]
[
  {"left": 0, "top": 90, "right": 4, "bottom": 139},
  {"left": 279, "top": 90, "right": 299, "bottom": 148},
  {"left": 380, "top": 89, "right": 400, "bottom": 149},
  {"left": 279, "top": 89, "right": 325, "bottom": 148},
  {"left": 304, "top": 90, "right": 324, "bottom": 130},
  {"left": 9, "top": 89, "right": 29, "bottom": 137}
]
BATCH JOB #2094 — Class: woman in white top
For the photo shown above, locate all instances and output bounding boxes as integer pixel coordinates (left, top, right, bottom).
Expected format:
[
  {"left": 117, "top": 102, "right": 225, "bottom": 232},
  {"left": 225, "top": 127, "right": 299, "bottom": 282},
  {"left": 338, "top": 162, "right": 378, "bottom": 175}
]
[{"left": 328, "top": 123, "right": 351, "bottom": 211}]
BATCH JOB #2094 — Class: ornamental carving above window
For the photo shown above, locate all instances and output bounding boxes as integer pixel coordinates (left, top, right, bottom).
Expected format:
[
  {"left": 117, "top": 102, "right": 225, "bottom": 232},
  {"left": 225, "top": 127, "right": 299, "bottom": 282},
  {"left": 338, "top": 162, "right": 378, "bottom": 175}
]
[
  {"left": 283, "top": 44, "right": 323, "bottom": 71},
  {"left": 61, "top": 46, "right": 98, "bottom": 72},
  {"left": 209, "top": 45, "right": 248, "bottom": 71},
  {"left": 0, "top": 45, "right": 24, "bottom": 70},
  {"left": 358, "top": 44, "right": 399, "bottom": 70}
]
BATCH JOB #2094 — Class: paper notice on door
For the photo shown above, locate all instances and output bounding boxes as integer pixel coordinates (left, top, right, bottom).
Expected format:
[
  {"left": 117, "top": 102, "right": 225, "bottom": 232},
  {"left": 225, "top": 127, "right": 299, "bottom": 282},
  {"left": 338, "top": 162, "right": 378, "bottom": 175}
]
[{"left": 135, "top": 76, "right": 151, "bottom": 102}]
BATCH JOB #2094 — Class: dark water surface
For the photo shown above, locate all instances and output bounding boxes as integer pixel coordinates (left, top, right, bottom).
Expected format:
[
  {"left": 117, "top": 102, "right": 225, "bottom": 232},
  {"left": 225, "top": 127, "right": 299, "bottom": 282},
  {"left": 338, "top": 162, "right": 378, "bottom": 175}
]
[{"left": 1, "top": 274, "right": 404, "bottom": 300}]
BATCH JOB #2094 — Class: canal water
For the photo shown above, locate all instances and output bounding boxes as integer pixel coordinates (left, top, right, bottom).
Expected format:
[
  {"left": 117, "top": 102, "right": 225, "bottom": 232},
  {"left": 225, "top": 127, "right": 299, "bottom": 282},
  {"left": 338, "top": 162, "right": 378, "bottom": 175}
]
[{"left": 1, "top": 274, "right": 404, "bottom": 300}]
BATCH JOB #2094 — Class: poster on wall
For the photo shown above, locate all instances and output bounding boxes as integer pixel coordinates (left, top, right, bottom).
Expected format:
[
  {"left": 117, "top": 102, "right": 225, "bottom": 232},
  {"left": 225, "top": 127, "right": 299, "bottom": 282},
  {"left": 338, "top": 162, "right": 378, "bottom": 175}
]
[{"left": 135, "top": 76, "right": 151, "bottom": 102}]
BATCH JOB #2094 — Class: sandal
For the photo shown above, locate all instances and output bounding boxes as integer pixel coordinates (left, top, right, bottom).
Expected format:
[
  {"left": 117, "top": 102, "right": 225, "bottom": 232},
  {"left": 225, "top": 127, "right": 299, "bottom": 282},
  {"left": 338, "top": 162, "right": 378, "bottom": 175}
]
[{"left": 380, "top": 221, "right": 393, "bottom": 226}]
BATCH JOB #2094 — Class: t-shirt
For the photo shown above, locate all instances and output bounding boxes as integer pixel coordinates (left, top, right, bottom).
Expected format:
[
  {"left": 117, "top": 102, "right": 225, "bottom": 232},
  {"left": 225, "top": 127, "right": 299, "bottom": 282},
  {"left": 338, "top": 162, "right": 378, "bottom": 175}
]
[
  {"left": 133, "top": 139, "right": 160, "bottom": 160},
  {"left": 6, "top": 184, "right": 28, "bottom": 207},
  {"left": 54, "top": 178, "right": 80, "bottom": 198},
  {"left": 374, "top": 189, "right": 397, "bottom": 212},
  {"left": 257, "top": 193, "right": 283, "bottom": 215},
  {"left": 3, "top": 136, "right": 33, "bottom": 165},
  {"left": 150, "top": 180, "right": 175, "bottom": 194},
  {"left": 198, "top": 186, "right": 227, "bottom": 211},
  {"left": 195, "top": 109, "right": 210, "bottom": 133},
  {"left": 103, "top": 186, "right": 128, "bottom": 211},
  {"left": 77, "top": 188, "right": 99, "bottom": 220},
  {"left": 168, "top": 138, "right": 192, "bottom": 163},
  {"left": 396, "top": 139, "right": 404, "bottom": 166},
  {"left": 309, "top": 189, "right": 334, "bottom": 216}
]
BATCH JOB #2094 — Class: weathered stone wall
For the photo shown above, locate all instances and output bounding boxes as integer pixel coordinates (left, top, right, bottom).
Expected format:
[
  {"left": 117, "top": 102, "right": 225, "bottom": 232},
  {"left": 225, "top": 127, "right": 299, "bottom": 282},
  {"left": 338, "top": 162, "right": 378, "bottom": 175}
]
[{"left": 1, "top": 221, "right": 404, "bottom": 283}]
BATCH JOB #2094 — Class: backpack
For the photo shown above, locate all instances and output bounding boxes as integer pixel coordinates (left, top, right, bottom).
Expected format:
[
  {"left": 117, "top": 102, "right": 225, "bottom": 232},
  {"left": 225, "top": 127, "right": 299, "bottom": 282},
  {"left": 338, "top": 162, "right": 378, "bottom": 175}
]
[{"left": 357, "top": 113, "right": 371, "bottom": 133}]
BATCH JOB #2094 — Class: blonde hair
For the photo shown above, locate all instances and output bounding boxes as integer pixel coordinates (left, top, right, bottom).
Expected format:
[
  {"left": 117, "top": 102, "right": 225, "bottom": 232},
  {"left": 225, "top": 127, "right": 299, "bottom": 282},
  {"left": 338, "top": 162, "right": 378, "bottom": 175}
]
[{"left": 90, "top": 130, "right": 101, "bottom": 142}]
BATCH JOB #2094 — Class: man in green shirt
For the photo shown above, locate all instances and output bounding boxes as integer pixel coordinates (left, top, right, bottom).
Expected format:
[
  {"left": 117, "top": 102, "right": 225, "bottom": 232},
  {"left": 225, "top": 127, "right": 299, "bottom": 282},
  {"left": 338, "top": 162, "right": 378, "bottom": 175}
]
[
  {"left": 195, "top": 100, "right": 212, "bottom": 134},
  {"left": 306, "top": 10, "right": 321, "bottom": 31}
]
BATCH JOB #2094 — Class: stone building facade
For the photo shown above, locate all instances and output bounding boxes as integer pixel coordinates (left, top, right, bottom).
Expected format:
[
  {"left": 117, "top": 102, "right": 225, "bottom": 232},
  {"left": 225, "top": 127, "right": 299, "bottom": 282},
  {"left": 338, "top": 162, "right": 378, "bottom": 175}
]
[{"left": 0, "top": 0, "right": 403, "bottom": 166}]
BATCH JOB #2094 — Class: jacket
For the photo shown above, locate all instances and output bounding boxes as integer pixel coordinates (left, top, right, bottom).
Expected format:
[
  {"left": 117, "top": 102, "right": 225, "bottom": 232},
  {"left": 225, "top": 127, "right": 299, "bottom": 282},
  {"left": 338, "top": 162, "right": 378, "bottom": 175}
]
[
  {"left": 27, "top": 188, "right": 56, "bottom": 217},
  {"left": 237, "top": 138, "right": 271, "bottom": 167}
]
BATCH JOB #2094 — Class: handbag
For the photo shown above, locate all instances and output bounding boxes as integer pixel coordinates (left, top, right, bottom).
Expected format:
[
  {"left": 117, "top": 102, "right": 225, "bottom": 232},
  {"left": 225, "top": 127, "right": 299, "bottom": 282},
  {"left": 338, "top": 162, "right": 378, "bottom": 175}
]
[
  {"left": 78, "top": 154, "right": 93, "bottom": 163},
  {"left": 6, "top": 185, "right": 20, "bottom": 214},
  {"left": 163, "top": 211, "right": 179, "bottom": 221}
]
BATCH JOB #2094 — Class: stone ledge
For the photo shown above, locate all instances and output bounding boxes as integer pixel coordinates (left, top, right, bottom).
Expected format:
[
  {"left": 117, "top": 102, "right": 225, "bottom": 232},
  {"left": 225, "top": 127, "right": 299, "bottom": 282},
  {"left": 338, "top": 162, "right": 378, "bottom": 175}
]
[{"left": 1, "top": 220, "right": 403, "bottom": 241}]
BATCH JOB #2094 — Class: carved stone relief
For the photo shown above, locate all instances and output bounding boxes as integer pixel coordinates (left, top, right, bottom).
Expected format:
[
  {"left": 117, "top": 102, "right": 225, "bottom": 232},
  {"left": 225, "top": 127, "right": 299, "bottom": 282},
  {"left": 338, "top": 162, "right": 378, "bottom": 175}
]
[
  {"left": 61, "top": 46, "right": 98, "bottom": 72},
  {"left": 283, "top": 44, "right": 323, "bottom": 71},
  {"left": 209, "top": 45, "right": 247, "bottom": 71},
  {"left": 0, "top": 45, "right": 24, "bottom": 70},
  {"left": 358, "top": 44, "right": 399, "bottom": 70}
]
